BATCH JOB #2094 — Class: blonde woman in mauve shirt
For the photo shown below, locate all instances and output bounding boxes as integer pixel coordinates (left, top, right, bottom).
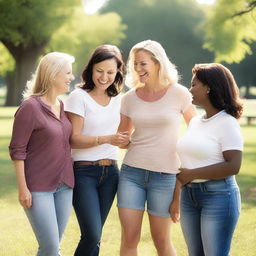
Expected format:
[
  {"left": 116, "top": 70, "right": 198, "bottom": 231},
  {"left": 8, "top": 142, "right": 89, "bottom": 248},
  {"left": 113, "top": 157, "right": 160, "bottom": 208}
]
[
  {"left": 9, "top": 52, "right": 75, "bottom": 256},
  {"left": 117, "top": 40, "right": 197, "bottom": 256}
]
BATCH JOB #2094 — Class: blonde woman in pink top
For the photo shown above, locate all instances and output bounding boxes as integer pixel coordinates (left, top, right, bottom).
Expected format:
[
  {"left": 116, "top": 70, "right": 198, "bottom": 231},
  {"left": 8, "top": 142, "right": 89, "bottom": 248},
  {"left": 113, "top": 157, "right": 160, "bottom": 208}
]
[{"left": 117, "top": 40, "right": 197, "bottom": 256}]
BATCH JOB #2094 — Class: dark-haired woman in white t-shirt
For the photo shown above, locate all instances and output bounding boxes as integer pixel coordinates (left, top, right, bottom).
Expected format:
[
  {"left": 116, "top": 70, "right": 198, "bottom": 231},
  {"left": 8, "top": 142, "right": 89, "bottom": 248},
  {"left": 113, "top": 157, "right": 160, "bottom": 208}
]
[
  {"left": 177, "top": 63, "right": 243, "bottom": 256},
  {"left": 65, "top": 45, "right": 129, "bottom": 256}
]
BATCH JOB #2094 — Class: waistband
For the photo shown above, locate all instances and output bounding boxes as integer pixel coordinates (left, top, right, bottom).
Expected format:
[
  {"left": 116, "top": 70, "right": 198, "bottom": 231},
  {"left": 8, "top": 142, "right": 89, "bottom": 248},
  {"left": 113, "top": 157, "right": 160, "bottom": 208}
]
[
  {"left": 74, "top": 159, "right": 117, "bottom": 167},
  {"left": 184, "top": 176, "right": 238, "bottom": 190}
]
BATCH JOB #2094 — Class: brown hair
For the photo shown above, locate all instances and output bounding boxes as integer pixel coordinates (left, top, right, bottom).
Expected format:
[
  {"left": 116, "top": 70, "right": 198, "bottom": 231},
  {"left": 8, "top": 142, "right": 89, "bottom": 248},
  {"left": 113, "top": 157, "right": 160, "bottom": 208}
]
[
  {"left": 80, "top": 45, "right": 125, "bottom": 97},
  {"left": 192, "top": 63, "right": 243, "bottom": 119}
]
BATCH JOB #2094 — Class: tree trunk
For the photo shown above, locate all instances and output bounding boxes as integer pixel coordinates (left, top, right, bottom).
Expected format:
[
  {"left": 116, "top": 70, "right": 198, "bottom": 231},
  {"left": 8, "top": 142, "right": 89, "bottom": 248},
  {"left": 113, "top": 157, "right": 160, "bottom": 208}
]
[
  {"left": 3, "top": 41, "right": 47, "bottom": 106},
  {"left": 244, "top": 84, "right": 250, "bottom": 99}
]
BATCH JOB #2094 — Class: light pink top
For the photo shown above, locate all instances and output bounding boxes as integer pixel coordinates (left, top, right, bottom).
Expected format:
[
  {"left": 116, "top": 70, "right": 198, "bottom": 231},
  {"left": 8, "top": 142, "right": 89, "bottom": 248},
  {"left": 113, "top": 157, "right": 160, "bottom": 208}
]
[{"left": 121, "top": 84, "right": 192, "bottom": 173}]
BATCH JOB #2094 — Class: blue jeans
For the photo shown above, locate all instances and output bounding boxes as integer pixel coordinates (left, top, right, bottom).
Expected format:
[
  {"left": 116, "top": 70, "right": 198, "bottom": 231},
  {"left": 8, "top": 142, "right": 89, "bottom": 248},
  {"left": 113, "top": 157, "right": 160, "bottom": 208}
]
[
  {"left": 73, "top": 164, "right": 119, "bottom": 256},
  {"left": 24, "top": 184, "right": 73, "bottom": 256},
  {"left": 180, "top": 176, "right": 241, "bottom": 256}
]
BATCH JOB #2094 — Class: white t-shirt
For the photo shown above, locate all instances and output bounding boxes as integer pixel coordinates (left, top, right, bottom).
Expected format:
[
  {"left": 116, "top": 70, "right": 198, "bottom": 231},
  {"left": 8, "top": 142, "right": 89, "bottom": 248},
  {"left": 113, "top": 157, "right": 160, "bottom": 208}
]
[
  {"left": 64, "top": 88, "right": 121, "bottom": 161},
  {"left": 177, "top": 110, "right": 243, "bottom": 182},
  {"left": 121, "top": 84, "right": 193, "bottom": 174}
]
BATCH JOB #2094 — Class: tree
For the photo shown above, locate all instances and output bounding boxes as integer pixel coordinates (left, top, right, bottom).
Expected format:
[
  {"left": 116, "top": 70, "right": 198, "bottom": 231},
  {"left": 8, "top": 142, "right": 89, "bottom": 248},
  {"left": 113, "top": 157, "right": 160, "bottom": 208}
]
[
  {"left": 47, "top": 8, "right": 126, "bottom": 78},
  {"left": 228, "top": 42, "right": 256, "bottom": 97},
  {"left": 204, "top": 0, "right": 256, "bottom": 63},
  {"left": 0, "top": 43, "right": 15, "bottom": 77},
  {"left": 232, "top": 1, "right": 256, "bottom": 17},
  {"left": 102, "top": 0, "right": 213, "bottom": 87},
  {"left": 0, "top": 0, "right": 80, "bottom": 106}
]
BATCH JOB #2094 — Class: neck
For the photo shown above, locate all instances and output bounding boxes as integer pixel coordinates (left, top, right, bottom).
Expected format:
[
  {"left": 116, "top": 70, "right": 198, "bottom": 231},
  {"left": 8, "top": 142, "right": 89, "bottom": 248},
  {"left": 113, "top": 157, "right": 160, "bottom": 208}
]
[
  {"left": 90, "top": 88, "right": 109, "bottom": 97},
  {"left": 42, "top": 92, "right": 58, "bottom": 106},
  {"left": 204, "top": 105, "right": 220, "bottom": 119},
  {"left": 143, "top": 82, "right": 166, "bottom": 93}
]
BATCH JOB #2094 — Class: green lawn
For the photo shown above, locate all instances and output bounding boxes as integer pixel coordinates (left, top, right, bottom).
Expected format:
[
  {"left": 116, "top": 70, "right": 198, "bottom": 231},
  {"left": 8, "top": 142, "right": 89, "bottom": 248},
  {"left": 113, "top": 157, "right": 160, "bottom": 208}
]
[{"left": 0, "top": 106, "right": 255, "bottom": 256}]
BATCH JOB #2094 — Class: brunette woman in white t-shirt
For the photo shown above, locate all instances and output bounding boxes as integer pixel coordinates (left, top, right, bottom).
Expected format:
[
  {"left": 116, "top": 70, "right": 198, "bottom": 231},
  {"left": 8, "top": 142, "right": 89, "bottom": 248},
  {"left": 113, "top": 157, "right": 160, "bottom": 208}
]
[
  {"left": 64, "top": 45, "right": 129, "bottom": 256},
  {"left": 117, "top": 40, "right": 197, "bottom": 256},
  {"left": 177, "top": 63, "right": 243, "bottom": 256}
]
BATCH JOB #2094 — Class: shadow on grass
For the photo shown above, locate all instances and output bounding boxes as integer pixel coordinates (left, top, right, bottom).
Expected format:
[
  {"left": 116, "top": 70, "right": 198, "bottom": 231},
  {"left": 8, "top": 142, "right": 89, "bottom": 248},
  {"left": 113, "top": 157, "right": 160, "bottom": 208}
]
[
  {"left": 237, "top": 172, "right": 256, "bottom": 208},
  {"left": 242, "top": 151, "right": 256, "bottom": 166},
  {"left": 0, "top": 117, "right": 13, "bottom": 120},
  {"left": 0, "top": 159, "right": 16, "bottom": 199},
  {"left": 243, "top": 142, "right": 256, "bottom": 151},
  {"left": 0, "top": 135, "right": 16, "bottom": 198},
  {"left": 0, "top": 136, "right": 11, "bottom": 154}
]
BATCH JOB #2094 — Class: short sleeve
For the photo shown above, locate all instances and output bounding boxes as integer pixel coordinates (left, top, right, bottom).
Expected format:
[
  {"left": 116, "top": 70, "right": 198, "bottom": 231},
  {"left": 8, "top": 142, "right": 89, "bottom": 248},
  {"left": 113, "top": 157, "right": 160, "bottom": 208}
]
[
  {"left": 220, "top": 119, "right": 243, "bottom": 152},
  {"left": 9, "top": 100, "right": 36, "bottom": 160},
  {"left": 120, "top": 91, "right": 130, "bottom": 116},
  {"left": 64, "top": 89, "right": 86, "bottom": 118},
  {"left": 179, "top": 85, "right": 193, "bottom": 113}
]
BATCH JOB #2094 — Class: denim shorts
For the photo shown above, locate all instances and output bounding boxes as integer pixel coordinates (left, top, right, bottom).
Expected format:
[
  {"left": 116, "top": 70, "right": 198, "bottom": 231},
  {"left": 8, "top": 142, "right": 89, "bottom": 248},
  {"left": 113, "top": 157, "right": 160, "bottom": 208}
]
[{"left": 117, "top": 164, "right": 176, "bottom": 218}]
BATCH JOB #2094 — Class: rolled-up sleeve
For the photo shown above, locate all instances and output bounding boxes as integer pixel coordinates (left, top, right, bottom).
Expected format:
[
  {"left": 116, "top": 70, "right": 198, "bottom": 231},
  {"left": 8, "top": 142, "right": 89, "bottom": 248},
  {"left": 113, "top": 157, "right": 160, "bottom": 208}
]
[{"left": 9, "top": 101, "right": 36, "bottom": 160}]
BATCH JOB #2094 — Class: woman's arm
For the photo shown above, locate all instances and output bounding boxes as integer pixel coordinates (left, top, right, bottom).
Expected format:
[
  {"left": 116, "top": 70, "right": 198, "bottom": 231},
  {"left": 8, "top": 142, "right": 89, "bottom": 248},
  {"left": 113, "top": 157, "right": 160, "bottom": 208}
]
[
  {"left": 183, "top": 105, "right": 197, "bottom": 125},
  {"left": 177, "top": 150, "right": 242, "bottom": 185},
  {"left": 67, "top": 112, "right": 129, "bottom": 149},
  {"left": 169, "top": 180, "right": 181, "bottom": 223},
  {"left": 13, "top": 160, "right": 32, "bottom": 208},
  {"left": 117, "top": 114, "right": 134, "bottom": 149}
]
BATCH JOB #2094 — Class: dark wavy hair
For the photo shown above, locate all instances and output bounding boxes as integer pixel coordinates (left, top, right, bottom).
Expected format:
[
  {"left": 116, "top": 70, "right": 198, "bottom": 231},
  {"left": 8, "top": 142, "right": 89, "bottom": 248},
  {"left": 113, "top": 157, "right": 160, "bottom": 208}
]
[
  {"left": 192, "top": 63, "right": 243, "bottom": 119},
  {"left": 80, "top": 45, "right": 125, "bottom": 97}
]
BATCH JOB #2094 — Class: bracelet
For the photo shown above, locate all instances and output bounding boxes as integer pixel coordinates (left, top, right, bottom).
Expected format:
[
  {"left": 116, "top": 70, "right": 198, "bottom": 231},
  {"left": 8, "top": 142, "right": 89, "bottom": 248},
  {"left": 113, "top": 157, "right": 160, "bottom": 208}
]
[{"left": 95, "top": 136, "right": 100, "bottom": 145}]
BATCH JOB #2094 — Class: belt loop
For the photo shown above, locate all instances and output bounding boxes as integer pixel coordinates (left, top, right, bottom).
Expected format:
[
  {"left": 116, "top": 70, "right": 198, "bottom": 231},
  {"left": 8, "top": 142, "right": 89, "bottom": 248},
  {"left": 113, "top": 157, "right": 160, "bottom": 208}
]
[
  {"left": 224, "top": 176, "right": 232, "bottom": 186},
  {"left": 199, "top": 182, "right": 205, "bottom": 192}
]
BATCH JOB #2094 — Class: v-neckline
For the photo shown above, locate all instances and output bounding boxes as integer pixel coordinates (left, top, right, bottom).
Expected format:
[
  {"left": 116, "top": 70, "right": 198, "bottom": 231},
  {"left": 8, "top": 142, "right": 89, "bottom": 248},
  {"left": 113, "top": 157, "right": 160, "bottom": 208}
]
[
  {"left": 81, "top": 89, "right": 112, "bottom": 108},
  {"left": 37, "top": 97, "right": 62, "bottom": 120}
]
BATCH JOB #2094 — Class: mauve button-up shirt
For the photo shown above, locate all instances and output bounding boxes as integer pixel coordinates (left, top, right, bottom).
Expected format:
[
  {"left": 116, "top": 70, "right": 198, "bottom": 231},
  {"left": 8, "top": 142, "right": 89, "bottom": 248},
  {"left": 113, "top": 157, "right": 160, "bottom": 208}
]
[{"left": 9, "top": 97, "right": 74, "bottom": 191}]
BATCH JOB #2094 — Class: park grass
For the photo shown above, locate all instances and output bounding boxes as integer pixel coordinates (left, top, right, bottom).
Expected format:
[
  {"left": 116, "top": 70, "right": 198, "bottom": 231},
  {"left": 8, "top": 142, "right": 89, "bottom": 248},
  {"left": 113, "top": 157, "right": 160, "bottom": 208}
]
[{"left": 0, "top": 106, "right": 255, "bottom": 256}]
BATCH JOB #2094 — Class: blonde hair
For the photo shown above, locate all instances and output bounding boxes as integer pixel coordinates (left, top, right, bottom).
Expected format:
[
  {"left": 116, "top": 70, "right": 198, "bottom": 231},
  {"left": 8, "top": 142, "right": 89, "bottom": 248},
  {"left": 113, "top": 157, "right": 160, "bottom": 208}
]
[
  {"left": 125, "top": 40, "right": 179, "bottom": 88},
  {"left": 23, "top": 52, "right": 75, "bottom": 99}
]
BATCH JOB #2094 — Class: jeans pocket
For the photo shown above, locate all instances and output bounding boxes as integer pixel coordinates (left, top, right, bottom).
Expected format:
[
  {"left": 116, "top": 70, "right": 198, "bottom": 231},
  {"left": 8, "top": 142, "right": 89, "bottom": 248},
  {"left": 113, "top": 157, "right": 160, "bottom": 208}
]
[
  {"left": 120, "top": 164, "right": 129, "bottom": 172},
  {"left": 204, "top": 187, "right": 231, "bottom": 195}
]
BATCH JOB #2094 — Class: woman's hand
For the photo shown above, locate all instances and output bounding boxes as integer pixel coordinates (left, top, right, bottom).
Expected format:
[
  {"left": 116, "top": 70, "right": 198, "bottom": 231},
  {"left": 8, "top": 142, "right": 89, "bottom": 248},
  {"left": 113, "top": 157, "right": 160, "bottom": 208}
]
[
  {"left": 169, "top": 199, "right": 180, "bottom": 223},
  {"left": 18, "top": 187, "right": 32, "bottom": 208},
  {"left": 13, "top": 160, "right": 32, "bottom": 208},
  {"left": 176, "top": 168, "right": 194, "bottom": 185},
  {"left": 109, "top": 132, "right": 130, "bottom": 147}
]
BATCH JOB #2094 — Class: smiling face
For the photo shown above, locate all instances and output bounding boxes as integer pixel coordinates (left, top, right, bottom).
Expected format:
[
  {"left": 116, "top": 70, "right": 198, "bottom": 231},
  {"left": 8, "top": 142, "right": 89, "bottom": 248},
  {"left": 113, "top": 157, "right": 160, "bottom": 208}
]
[
  {"left": 53, "top": 62, "right": 74, "bottom": 95},
  {"left": 190, "top": 74, "right": 209, "bottom": 107},
  {"left": 134, "top": 50, "right": 160, "bottom": 84},
  {"left": 92, "top": 58, "right": 118, "bottom": 91}
]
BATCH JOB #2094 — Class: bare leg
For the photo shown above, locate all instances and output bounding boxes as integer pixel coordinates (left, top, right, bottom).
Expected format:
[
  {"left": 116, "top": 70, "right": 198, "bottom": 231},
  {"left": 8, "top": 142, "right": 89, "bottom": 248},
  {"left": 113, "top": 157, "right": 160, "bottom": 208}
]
[
  {"left": 148, "top": 214, "right": 177, "bottom": 256},
  {"left": 119, "top": 208, "right": 144, "bottom": 256}
]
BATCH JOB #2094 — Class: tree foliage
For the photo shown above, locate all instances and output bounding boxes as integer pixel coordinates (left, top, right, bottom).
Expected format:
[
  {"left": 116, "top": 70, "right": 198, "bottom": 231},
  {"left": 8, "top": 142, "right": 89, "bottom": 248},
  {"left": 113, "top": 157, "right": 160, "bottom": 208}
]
[
  {"left": 48, "top": 8, "right": 126, "bottom": 77},
  {"left": 102, "top": 0, "right": 213, "bottom": 87},
  {"left": 0, "top": 0, "right": 80, "bottom": 54},
  {"left": 0, "top": 0, "right": 80, "bottom": 105},
  {"left": 0, "top": 0, "right": 126, "bottom": 105},
  {"left": 204, "top": 0, "right": 256, "bottom": 63},
  {"left": 0, "top": 43, "right": 15, "bottom": 77}
]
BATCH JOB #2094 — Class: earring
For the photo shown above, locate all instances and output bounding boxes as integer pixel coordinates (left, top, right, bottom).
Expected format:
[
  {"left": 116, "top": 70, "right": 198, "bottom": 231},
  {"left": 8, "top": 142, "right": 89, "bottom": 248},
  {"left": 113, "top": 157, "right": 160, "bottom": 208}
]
[{"left": 207, "top": 88, "right": 210, "bottom": 94}]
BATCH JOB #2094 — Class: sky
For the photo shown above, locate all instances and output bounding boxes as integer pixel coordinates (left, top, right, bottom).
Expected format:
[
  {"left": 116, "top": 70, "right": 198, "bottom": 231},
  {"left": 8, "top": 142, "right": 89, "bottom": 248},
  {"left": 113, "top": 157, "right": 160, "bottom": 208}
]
[
  {"left": 82, "top": 0, "right": 109, "bottom": 15},
  {"left": 196, "top": 0, "right": 215, "bottom": 4}
]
